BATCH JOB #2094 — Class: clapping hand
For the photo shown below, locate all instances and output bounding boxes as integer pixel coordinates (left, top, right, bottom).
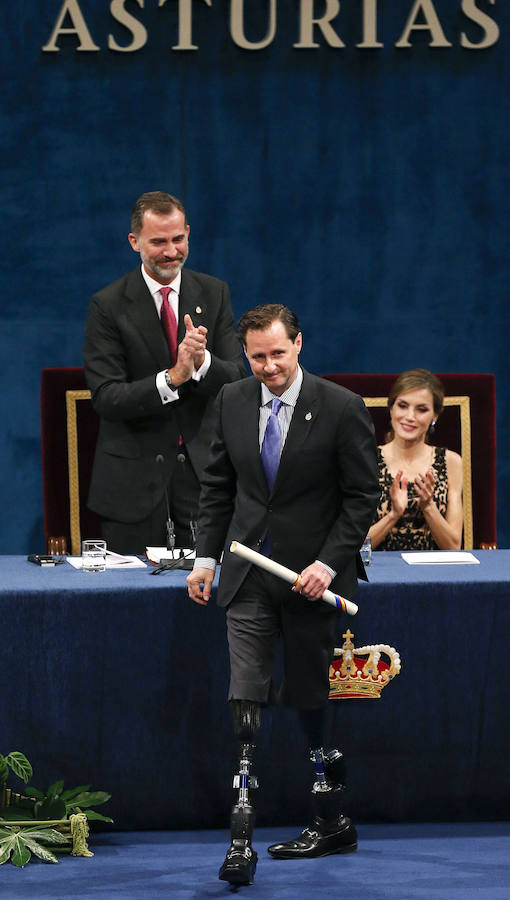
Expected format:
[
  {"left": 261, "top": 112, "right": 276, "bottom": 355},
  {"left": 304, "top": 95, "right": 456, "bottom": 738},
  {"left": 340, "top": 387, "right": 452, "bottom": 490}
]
[
  {"left": 390, "top": 470, "right": 409, "bottom": 518},
  {"left": 414, "top": 468, "right": 435, "bottom": 510},
  {"left": 175, "top": 314, "right": 208, "bottom": 380}
]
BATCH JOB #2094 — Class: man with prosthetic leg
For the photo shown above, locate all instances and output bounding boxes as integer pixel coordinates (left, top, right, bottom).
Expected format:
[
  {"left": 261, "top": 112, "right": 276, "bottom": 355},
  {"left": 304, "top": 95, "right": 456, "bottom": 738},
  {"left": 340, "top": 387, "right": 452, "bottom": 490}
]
[
  {"left": 219, "top": 703, "right": 355, "bottom": 884},
  {"left": 187, "top": 305, "right": 380, "bottom": 884}
]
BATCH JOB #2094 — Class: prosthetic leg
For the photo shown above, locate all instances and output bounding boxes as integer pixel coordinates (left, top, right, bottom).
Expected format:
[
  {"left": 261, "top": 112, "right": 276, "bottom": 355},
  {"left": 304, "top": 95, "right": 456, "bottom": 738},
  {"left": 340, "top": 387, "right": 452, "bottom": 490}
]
[
  {"left": 268, "top": 708, "right": 357, "bottom": 860},
  {"left": 219, "top": 700, "right": 261, "bottom": 885}
]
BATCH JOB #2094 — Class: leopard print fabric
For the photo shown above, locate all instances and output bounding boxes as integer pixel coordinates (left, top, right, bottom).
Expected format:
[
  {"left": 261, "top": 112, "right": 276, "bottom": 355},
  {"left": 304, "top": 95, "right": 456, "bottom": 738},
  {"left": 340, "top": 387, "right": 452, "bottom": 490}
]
[{"left": 374, "top": 446, "right": 448, "bottom": 551}]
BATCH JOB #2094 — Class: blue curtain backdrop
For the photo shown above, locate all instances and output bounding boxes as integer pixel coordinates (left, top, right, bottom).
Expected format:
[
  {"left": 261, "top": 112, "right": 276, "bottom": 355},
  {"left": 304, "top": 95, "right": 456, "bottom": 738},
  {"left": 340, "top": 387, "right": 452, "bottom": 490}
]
[{"left": 1, "top": 1, "right": 509, "bottom": 552}]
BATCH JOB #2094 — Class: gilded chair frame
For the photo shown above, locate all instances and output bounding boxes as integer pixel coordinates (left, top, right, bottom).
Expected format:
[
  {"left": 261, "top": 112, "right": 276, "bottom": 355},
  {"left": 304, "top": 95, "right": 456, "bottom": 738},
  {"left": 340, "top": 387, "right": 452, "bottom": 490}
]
[{"left": 66, "top": 389, "right": 92, "bottom": 556}]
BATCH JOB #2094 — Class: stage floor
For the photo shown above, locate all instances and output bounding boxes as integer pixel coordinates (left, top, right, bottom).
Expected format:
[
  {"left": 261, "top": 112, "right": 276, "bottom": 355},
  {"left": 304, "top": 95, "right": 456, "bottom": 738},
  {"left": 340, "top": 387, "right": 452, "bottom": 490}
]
[{"left": 1, "top": 822, "right": 509, "bottom": 899}]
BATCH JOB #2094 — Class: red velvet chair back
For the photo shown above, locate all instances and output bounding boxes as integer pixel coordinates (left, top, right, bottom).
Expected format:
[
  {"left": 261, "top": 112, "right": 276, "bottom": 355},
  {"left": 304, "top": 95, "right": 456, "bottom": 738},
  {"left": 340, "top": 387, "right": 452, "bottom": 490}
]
[
  {"left": 41, "top": 367, "right": 101, "bottom": 555},
  {"left": 322, "top": 373, "right": 497, "bottom": 549}
]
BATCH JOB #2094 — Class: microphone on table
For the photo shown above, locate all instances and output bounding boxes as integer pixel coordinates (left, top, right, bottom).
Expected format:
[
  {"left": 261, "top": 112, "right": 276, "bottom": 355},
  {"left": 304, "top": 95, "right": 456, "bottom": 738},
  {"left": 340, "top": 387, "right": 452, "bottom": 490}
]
[
  {"left": 189, "top": 513, "right": 197, "bottom": 551},
  {"left": 156, "top": 454, "right": 175, "bottom": 557},
  {"left": 151, "top": 455, "right": 195, "bottom": 574},
  {"left": 166, "top": 517, "right": 176, "bottom": 556}
]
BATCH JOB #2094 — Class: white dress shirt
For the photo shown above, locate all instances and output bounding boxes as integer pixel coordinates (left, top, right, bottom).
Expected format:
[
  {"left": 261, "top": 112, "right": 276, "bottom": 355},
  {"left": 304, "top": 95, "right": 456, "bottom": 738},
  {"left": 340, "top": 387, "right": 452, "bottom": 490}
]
[{"left": 140, "top": 266, "right": 211, "bottom": 404}]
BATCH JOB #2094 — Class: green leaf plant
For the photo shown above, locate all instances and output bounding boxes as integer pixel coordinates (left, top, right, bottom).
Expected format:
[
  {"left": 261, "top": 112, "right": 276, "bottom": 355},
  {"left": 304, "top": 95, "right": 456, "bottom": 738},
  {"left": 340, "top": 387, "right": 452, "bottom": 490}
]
[
  {"left": 0, "top": 751, "right": 112, "bottom": 866},
  {"left": 0, "top": 825, "right": 70, "bottom": 867},
  {"left": 0, "top": 751, "right": 33, "bottom": 790},
  {"left": 24, "top": 782, "right": 113, "bottom": 824}
]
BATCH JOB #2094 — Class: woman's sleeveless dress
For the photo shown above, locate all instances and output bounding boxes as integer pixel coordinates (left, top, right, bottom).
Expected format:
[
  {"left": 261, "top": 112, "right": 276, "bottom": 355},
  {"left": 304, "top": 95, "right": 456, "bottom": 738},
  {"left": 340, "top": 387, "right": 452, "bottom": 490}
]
[{"left": 374, "top": 446, "right": 448, "bottom": 551}]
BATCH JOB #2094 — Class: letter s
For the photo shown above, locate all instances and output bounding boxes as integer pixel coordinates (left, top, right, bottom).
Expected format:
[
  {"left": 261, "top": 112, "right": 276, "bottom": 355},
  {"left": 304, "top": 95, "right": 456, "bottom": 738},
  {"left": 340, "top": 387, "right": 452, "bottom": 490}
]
[{"left": 461, "top": 0, "right": 499, "bottom": 49}]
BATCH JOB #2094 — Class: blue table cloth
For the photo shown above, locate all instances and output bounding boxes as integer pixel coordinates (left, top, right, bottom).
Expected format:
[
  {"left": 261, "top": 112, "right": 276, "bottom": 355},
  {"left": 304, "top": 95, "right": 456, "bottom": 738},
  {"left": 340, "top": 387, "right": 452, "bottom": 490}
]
[{"left": 1, "top": 552, "right": 509, "bottom": 828}]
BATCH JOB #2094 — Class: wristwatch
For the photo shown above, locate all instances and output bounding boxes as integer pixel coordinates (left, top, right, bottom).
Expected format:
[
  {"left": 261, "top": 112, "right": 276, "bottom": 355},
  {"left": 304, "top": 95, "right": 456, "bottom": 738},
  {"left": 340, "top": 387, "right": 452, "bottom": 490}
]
[{"left": 165, "top": 370, "right": 175, "bottom": 390}]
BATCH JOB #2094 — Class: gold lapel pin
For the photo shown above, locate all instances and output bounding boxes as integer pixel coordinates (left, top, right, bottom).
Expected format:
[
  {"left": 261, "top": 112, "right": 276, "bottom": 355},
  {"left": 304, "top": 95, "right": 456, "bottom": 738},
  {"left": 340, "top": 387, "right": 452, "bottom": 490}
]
[{"left": 305, "top": 412, "right": 312, "bottom": 421}]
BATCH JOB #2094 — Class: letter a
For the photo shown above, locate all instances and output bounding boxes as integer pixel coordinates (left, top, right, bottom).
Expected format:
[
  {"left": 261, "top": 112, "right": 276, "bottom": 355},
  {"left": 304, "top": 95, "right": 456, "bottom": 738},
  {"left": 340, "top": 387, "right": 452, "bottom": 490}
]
[
  {"left": 42, "top": 0, "right": 100, "bottom": 52},
  {"left": 395, "top": 0, "right": 452, "bottom": 48}
]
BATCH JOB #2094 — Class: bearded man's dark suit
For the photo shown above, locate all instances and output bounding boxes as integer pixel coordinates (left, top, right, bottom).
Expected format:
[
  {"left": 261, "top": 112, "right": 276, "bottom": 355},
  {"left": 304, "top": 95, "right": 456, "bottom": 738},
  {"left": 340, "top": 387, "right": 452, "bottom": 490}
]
[
  {"left": 196, "top": 369, "right": 380, "bottom": 703},
  {"left": 83, "top": 266, "right": 245, "bottom": 533}
]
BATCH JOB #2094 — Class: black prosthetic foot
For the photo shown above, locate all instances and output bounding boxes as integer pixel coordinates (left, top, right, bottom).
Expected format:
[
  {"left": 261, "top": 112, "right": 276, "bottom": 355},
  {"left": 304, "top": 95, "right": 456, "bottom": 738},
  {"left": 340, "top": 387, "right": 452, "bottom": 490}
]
[{"left": 219, "top": 839, "right": 258, "bottom": 885}]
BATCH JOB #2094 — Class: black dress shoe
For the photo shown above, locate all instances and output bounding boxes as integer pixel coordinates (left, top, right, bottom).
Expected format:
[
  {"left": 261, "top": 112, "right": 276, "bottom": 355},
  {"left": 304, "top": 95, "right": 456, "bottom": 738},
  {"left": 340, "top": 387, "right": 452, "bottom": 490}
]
[
  {"left": 219, "top": 840, "right": 258, "bottom": 885},
  {"left": 267, "top": 816, "right": 357, "bottom": 859}
]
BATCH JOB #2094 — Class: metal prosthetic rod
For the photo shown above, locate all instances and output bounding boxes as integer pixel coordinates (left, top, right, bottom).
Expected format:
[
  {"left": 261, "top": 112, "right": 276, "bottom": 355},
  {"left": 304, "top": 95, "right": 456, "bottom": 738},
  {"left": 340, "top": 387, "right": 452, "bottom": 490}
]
[
  {"left": 311, "top": 747, "right": 328, "bottom": 791},
  {"left": 310, "top": 747, "right": 347, "bottom": 822},
  {"left": 230, "top": 743, "right": 257, "bottom": 844},
  {"left": 230, "top": 701, "right": 261, "bottom": 846}
]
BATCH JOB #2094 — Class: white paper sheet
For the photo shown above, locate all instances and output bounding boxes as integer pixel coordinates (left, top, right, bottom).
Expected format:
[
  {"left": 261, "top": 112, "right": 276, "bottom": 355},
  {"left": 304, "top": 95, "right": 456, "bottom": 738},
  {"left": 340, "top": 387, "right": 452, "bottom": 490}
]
[
  {"left": 67, "top": 555, "right": 147, "bottom": 569},
  {"left": 146, "top": 547, "right": 195, "bottom": 564},
  {"left": 401, "top": 551, "right": 480, "bottom": 565}
]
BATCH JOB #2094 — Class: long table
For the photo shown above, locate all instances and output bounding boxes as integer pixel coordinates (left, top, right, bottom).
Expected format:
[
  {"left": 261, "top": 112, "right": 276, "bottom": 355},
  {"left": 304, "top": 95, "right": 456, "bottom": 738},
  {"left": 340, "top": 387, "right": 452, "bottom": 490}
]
[{"left": 1, "top": 551, "right": 509, "bottom": 829}]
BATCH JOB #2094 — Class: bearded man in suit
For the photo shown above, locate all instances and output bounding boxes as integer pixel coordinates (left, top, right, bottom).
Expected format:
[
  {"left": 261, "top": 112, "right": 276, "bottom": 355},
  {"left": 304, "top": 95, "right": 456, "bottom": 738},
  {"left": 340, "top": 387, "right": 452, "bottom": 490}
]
[
  {"left": 187, "top": 304, "right": 380, "bottom": 885},
  {"left": 83, "top": 191, "right": 245, "bottom": 554}
]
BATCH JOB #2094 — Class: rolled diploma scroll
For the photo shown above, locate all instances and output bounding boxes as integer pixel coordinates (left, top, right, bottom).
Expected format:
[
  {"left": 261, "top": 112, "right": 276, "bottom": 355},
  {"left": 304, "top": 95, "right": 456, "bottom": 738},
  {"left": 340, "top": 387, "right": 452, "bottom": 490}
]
[{"left": 229, "top": 541, "right": 358, "bottom": 616}]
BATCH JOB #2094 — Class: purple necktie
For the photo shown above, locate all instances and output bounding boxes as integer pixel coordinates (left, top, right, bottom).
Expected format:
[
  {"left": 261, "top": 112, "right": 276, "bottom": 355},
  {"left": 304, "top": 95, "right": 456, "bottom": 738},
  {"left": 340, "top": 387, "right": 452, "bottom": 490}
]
[
  {"left": 160, "top": 286, "right": 178, "bottom": 365},
  {"left": 261, "top": 398, "right": 283, "bottom": 491}
]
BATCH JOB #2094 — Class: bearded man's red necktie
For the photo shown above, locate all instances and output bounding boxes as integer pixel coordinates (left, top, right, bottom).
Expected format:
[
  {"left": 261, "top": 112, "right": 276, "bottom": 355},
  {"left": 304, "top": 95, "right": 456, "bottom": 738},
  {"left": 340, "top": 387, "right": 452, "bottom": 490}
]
[{"left": 160, "top": 286, "right": 178, "bottom": 365}]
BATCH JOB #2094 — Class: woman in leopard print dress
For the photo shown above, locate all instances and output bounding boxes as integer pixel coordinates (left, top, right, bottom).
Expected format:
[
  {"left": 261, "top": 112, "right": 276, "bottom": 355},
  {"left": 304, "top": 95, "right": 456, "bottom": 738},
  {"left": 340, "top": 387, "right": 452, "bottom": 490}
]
[{"left": 368, "top": 369, "right": 463, "bottom": 551}]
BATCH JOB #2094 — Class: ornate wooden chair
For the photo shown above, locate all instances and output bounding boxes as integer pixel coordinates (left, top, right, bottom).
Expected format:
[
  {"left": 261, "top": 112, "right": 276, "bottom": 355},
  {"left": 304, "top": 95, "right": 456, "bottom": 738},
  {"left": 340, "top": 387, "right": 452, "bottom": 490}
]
[{"left": 41, "top": 367, "right": 100, "bottom": 556}]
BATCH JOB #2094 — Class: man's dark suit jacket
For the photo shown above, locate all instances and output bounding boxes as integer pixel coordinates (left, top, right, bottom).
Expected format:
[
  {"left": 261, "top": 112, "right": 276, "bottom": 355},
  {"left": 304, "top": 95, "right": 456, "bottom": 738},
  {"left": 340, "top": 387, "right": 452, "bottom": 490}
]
[
  {"left": 196, "top": 370, "right": 381, "bottom": 605},
  {"left": 83, "top": 266, "right": 246, "bottom": 524}
]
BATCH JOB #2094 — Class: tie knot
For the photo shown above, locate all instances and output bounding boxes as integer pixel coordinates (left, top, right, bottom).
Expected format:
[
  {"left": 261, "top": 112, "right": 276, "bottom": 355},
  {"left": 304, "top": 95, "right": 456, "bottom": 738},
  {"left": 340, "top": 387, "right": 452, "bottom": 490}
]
[
  {"left": 160, "top": 286, "right": 172, "bottom": 302},
  {"left": 271, "top": 398, "right": 282, "bottom": 416}
]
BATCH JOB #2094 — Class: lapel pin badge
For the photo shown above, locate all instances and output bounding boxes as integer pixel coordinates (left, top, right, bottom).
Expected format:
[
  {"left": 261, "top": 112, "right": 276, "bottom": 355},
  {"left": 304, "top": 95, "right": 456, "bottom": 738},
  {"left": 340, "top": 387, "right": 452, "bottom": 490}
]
[
  {"left": 195, "top": 305, "right": 202, "bottom": 314},
  {"left": 305, "top": 412, "right": 312, "bottom": 421}
]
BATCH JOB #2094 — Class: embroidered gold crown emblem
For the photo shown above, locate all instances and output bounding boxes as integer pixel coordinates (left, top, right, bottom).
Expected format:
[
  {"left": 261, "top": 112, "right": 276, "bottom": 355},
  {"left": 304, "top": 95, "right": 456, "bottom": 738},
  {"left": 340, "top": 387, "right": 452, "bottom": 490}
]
[{"left": 329, "top": 629, "right": 401, "bottom": 700}]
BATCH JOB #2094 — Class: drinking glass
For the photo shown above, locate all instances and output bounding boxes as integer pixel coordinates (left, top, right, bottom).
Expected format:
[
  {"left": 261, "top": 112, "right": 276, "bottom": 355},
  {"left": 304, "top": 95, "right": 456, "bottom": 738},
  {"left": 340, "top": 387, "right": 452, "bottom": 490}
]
[{"left": 81, "top": 539, "right": 107, "bottom": 573}]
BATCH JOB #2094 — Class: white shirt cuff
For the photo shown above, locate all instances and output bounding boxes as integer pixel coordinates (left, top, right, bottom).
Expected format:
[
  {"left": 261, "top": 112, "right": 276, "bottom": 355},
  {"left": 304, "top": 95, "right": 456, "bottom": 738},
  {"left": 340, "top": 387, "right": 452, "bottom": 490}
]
[
  {"left": 316, "top": 560, "right": 336, "bottom": 580},
  {"left": 156, "top": 370, "right": 179, "bottom": 404},
  {"left": 194, "top": 557, "right": 216, "bottom": 570},
  {"left": 192, "top": 349, "right": 211, "bottom": 381}
]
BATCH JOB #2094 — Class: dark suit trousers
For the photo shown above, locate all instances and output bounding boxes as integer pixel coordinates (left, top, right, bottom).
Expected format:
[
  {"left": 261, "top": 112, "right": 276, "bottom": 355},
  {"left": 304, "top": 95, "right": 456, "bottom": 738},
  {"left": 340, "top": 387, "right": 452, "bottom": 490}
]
[
  {"left": 226, "top": 566, "right": 340, "bottom": 710},
  {"left": 100, "top": 447, "right": 199, "bottom": 554}
]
